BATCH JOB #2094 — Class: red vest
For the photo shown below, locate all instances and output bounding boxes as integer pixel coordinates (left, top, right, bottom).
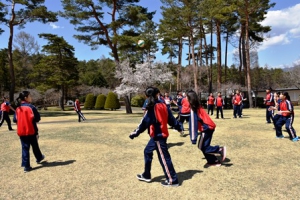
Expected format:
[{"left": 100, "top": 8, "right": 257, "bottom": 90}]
[
  {"left": 1, "top": 102, "right": 10, "bottom": 112},
  {"left": 15, "top": 106, "right": 35, "bottom": 136},
  {"left": 150, "top": 103, "right": 169, "bottom": 138},
  {"left": 207, "top": 96, "right": 215, "bottom": 105},
  {"left": 216, "top": 97, "right": 223, "bottom": 107}
]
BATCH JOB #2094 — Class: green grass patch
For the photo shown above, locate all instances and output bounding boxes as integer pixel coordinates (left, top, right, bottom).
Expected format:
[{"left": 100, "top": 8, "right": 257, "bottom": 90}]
[{"left": 1, "top": 107, "right": 300, "bottom": 199}]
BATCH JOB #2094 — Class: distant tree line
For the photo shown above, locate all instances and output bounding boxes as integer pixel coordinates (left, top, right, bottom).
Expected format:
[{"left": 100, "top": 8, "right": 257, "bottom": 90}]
[{"left": 0, "top": 0, "right": 299, "bottom": 112}]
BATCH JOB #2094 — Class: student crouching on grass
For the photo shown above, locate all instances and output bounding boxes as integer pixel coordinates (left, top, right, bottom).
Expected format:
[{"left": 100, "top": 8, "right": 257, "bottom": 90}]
[
  {"left": 129, "top": 86, "right": 183, "bottom": 187},
  {"left": 13, "top": 91, "right": 45, "bottom": 173},
  {"left": 270, "top": 92, "right": 298, "bottom": 141},
  {"left": 187, "top": 90, "right": 226, "bottom": 167}
]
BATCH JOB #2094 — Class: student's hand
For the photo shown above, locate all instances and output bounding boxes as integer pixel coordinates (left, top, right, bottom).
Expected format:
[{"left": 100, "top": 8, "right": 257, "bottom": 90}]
[
  {"left": 36, "top": 135, "right": 39, "bottom": 140},
  {"left": 277, "top": 111, "right": 282, "bottom": 115},
  {"left": 129, "top": 132, "right": 136, "bottom": 139}
]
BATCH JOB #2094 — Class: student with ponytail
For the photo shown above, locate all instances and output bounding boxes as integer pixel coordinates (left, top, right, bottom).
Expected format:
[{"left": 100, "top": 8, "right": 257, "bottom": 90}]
[
  {"left": 187, "top": 90, "right": 226, "bottom": 167},
  {"left": 272, "top": 92, "right": 298, "bottom": 141},
  {"left": 13, "top": 91, "right": 45, "bottom": 173},
  {"left": 129, "top": 86, "right": 183, "bottom": 187}
]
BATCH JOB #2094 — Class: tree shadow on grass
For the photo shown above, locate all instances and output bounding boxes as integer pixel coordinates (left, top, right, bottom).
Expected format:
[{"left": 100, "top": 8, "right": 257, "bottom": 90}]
[
  {"left": 152, "top": 169, "right": 203, "bottom": 185},
  {"left": 31, "top": 160, "right": 76, "bottom": 171}
]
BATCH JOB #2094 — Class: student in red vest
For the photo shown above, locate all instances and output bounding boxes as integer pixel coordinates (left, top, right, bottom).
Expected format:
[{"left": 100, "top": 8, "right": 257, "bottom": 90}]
[
  {"left": 187, "top": 90, "right": 226, "bottom": 166},
  {"left": 178, "top": 92, "right": 190, "bottom": 136},
  {"left": 74, "top": 98, "right": 86, "bottom": 122},
  {"left": 129, "top": 87, "right": 183, "bottom": 187},
  {"left": 271, "top": 92, "right": 298, "bottom": 141},
  {"left": 0, "top": 96, "right": 15, "bottom": 130},
  {"left": 264, "top": 87, "right": 275, "bottom": 124},
  {"left": 207, "top": 93, "right": 215, "bottom": 115},
  {"left": 13, "top": 91, "right": 45, "bottom": 173},
  {"left": 214, "top": 92, "right": 225, "bottom": 119},
  {"left": 233, "top": 90, "right": 242, "bottom": 118}
]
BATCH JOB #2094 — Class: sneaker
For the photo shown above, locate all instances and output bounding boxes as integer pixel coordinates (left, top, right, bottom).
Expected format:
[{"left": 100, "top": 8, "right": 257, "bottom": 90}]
[
  {"left": 136, "top": 174, "right": 151, "bottom": 182},
  {"left": 206, "top": 162, "right": 221, "bottom": 167},
  {"left": 292, "top": 137, "right": 299, "bottom": 142},
  {"left": 219, "top": 146, "right": 226, "bottom": 162},
  {"left": 180, "top": 131, "right": 184, "bottom": 137},
  {"left": 36, "top": 155, "right": 45, "bottom": 164},
  {"left": 24, "top": 166, "right": 32, "bottom": 173},
  {"left": 276, "top": 135, "right": 284, "bottom": 139},
  {"left": 161, "top": 180, "right": 179, "bottom": 187}
]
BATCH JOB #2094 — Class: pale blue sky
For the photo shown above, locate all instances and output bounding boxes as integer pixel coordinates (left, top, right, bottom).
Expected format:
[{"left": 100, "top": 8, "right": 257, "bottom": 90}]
[{"left": 0, "top": 0, "right": 299, "bottom": 68}]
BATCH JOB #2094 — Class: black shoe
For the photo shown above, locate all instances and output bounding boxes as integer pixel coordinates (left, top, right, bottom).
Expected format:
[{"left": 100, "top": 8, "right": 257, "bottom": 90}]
[
  {"left": 24, "top": 166, "right": 33, "bottom": 173},
  {"left": 136, "top": 174, "right": 151, "bottom": 182},
  {"left": 161, "top": 180, "right": 179, "bottom": 187},
  {"left": 36, "top": 155, "right": 45, "bottom": 164}
]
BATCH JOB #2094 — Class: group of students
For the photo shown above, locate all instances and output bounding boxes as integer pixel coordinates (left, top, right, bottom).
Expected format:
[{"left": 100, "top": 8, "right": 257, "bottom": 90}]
[
  {"left": 206, "top": 89, "right": 246, "bottom": 119},
  {"left": 130, "top": 87, "right": 226, "bottom": 187},
  {"left": 264, "top": 88, "right": 298, "bottom": 142}
]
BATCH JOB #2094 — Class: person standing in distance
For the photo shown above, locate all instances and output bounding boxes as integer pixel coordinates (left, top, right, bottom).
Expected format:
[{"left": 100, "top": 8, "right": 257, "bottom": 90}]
[
  {"left": 207, "top": 93, "right": 215, "bottom": 116},
  {"left": 214, "top": 92, "right": 225, "bottom": 119},
  {"left": 129, "top": 87, "right": 183, "bottom": 187},
  {"left": 13, "top": 91, "right": 45, "bottom": 173},
  {"left": 264, "top": 87, "right": 275, "bottom": 124},
  {"left": 233, "top": 90, "right": 242, "bottom": 118},
  {"left": 74, "top": 98, "right": 86, "bottom": 122},
  {"left": 0, "top": 96, "right": 15, "bottom": 130}
]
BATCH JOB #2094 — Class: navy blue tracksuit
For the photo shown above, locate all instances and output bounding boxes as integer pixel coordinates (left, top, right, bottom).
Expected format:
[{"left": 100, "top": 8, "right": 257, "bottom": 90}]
[{"left": 130, "top": 102, "right": 182, "bottom": 184}]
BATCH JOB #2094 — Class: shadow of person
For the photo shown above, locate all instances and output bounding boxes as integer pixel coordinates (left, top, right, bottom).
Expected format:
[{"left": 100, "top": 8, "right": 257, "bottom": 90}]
[
  {"left": 167, "top": 142, "right": 184, "bottom": 148},
  {"left": 31, "top": 160, "right": 76, "bottom": 171},
  {"left": 151, "top": 169, "right": 203, "bottom": 185}
]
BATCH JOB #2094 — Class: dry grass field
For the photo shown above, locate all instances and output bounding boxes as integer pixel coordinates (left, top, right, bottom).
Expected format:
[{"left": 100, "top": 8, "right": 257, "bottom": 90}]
[{"left": 1, "top": 106, "right": 300, "bottom": 200}]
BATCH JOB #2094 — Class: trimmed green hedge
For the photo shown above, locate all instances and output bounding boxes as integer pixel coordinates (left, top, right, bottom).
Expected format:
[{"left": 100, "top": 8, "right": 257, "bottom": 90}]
[
  {"left": 95, "top": 94, "right": 106, "bottom": 110},
  {"left": 104, "top": 92, "right": 120, "bottom": 110},
  {"left": 131, "top": 95, "right": 146, "bottom": 107},
  {"left": 84, "top": 93, "right": 95, "bottom": 109}
]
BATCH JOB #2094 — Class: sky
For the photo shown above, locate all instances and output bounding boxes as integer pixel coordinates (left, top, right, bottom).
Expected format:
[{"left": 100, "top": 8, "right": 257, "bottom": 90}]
[{"left": 0, "top": 0, "right": 299, "bottom": 69}]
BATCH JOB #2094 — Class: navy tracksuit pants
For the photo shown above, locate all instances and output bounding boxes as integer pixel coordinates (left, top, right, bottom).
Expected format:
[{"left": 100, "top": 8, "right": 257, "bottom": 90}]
[
  {"left": 20, "top": 135, "right": 43, "bottom": 168},
  {"left": 0, "top": 111, "right": 13, "bottom": 130},
  {"left": 197, "top": 129, "right": 220, "bottom": 164},
  {"left": 266, "top": 106, "right": 274, "bottom": 123},
  {"left": 233, "top": 105, "right": 241, "bottom": 118},
  {"left": 207, "top": 105, "right": 214, "bottom": 115},
  {"left": 275, "top": 115, "right": 297, "bottom": 139},
  {"left": 216, "top": 106, "right": 224, "bottom": 118},
  {"left": 142, "top": 137, "right": 178, "bottom": 184}
]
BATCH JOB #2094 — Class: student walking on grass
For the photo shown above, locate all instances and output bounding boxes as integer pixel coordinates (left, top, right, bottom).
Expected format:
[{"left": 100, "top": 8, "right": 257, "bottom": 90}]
[
  {"left": 270, "top": 92, "right": 298, "bottom": 141},
  {"left": 187, "top": 90, "right": 226, "bottom": 167},
  {"left": 129, "top": 87, "right": 183, "bottom": 187},
  {"left": 74, "top": 99, "right": 86, "bottom": 122},
  {"left": 13, "top": 91, "right": 45, "bottom": 173},
  {"left": 0, "top": 96, "right": 15, "bottom": 130}
]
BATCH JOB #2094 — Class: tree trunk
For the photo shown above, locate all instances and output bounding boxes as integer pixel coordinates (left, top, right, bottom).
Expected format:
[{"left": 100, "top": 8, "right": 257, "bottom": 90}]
[
  {"left": 224, "top": 30, "right": 229, "bottom": 83},
  {"left": 216, "top": 20, "right": 222, "bottom": 91},
  {"left": 238, "top": 26, "right": 243, "bottom": 85},
  {"left": 124, "top": 95, "right": 132, "bottom": 114},
  {"left": 245, "top": 1, "right": 253, "bottom": 108},
  {"left": 60, "top": 85, "right": 65, "bottom": 111},
  {"left": 8, "top": 10, "right": 15, "bottom": 102},
  {"left": 209, "top": 20, "right": 213, "bottom": 93},
  {"left": 177, "top": 37, "right": 183, "bottom": 91},
  {"left": 190, "top": 32, "right": 198, "bottom": 93}
]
